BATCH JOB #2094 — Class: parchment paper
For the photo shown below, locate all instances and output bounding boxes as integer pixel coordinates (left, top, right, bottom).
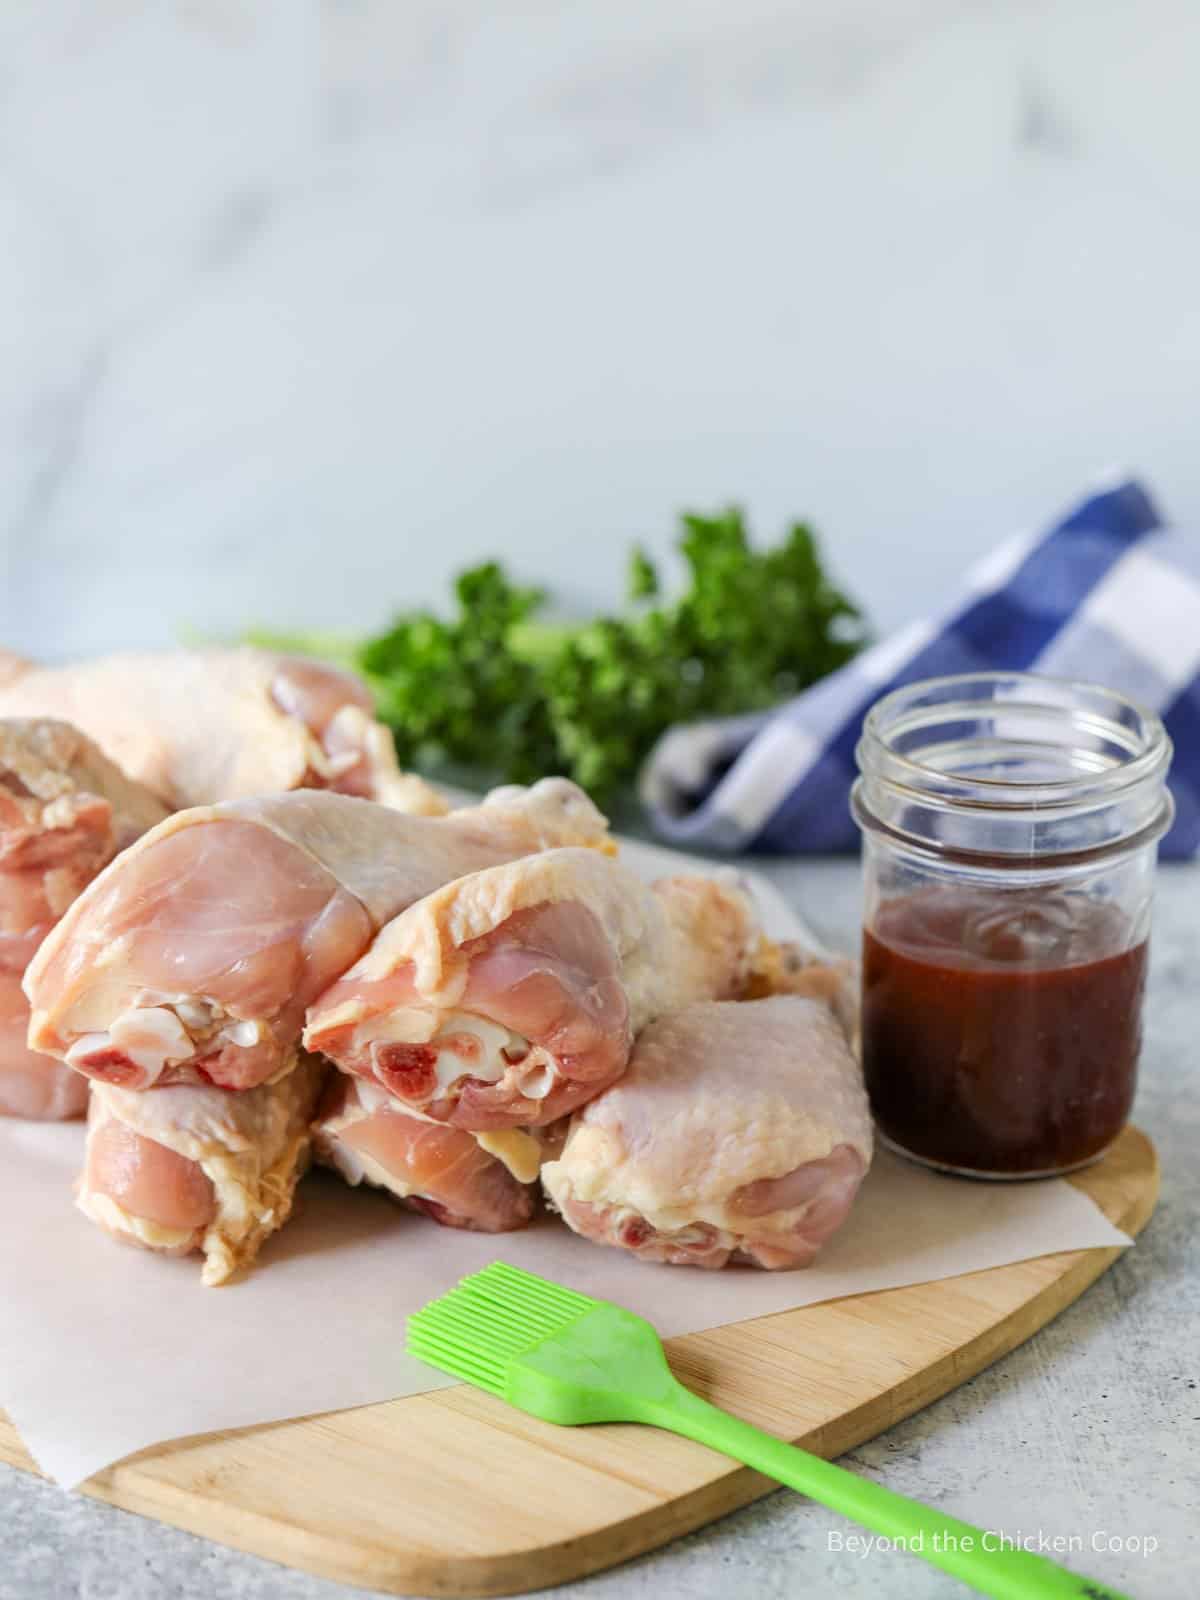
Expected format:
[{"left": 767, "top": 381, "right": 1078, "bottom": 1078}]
[{"left": 0, "top": 842, "right": 1131, "bottom": 1487}]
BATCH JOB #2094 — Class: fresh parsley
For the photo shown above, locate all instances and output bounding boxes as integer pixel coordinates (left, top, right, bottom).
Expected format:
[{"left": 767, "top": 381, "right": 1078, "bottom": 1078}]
[{"left": 254, "top": 508, "right": 866, "bottom": 802}]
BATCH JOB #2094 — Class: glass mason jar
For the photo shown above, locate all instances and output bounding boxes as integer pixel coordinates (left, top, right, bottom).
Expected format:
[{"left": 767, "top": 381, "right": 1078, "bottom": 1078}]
[{"left": 851, "top": 673, "right": 1174, "bottom": 1179}]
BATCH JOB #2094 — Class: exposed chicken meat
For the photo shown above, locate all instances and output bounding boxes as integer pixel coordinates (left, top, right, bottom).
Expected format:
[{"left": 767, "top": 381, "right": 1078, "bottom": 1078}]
[
  {"left": 78, "top": 1053, "right": 327, "bottom": 1284},
  {"left": 312, "top": 1075, "right": 537, "bottom": 1232},
  {"left": 542, "top": 995, "right": 872, "bottom": 1269},
  {"left": 305, "top": 849, "right": 758, "bottom": 1130},
  {"left": 85, "top": 1116, "right": 218, "bottom": 1240},
  {"left": 0, "top": 719, "right": 171, "bottom": 1120},
  {"left": 0, "top": 647, "right": 444, "bottom": 813},
  {"left": 0, "top": 970, "right": 88, "bottom": 1119},
  {"left": 0, "top": 719, "right": 169, "bottom": 929},
  {"left": 0, "top": 924, "right": 49, "bottom": 976},
  {"left": 27, "top": 780, "right": 610, "bottom": 1091}
]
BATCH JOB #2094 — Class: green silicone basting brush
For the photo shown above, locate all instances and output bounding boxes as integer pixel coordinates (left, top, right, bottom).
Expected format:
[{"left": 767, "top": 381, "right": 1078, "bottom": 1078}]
[{"left": 408, "top": 1263, "right": 1131, "bottom": 1600}]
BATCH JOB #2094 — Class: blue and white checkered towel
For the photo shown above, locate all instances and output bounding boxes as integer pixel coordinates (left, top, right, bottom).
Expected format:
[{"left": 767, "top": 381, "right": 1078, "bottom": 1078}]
[{"left": 641, "top": 478, "right": 1199, "bottom": 860}]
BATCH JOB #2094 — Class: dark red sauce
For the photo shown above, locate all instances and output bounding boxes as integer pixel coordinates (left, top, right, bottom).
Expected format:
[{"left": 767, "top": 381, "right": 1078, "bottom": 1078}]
[{"left": 862, "top": 888, "right": 1146, "bottom": 1176}]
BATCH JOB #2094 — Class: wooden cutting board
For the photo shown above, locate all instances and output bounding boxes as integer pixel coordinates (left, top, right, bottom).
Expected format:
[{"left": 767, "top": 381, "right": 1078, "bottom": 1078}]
[{"left": 0, "top": 1125, "right": 1157, "bottom": 1599}]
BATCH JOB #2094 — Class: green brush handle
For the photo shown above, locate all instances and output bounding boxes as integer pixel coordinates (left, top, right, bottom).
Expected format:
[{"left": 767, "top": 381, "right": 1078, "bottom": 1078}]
[{"left": 636, "top": 1381, "right": 1131, "bottom": 1600}]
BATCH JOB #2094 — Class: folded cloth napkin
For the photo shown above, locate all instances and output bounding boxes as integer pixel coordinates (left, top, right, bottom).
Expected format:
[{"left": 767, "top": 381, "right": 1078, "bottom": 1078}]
[{"left": 641, "top": 478, "right": 1199, "bottom": 860}]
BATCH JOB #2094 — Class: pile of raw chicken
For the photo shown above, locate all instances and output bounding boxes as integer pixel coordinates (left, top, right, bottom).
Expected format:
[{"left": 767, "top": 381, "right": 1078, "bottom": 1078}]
[{"left": 0, "top": 647, "right": 872, "bottom": 1285}]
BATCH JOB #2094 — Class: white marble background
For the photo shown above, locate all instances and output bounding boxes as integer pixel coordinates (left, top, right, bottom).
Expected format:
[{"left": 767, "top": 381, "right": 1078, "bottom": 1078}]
[{"left": 3, "top": 0, "right": 1199, "bottom": 658}]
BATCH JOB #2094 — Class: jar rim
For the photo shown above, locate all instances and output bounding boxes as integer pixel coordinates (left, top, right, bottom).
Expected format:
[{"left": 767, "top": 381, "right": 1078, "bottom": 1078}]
[
  {"left": 853, "top": 671, "right": 1174, "bottom": 861},
  {"left": 858, "top": 670, "right": 1172, "bottom": 807}
]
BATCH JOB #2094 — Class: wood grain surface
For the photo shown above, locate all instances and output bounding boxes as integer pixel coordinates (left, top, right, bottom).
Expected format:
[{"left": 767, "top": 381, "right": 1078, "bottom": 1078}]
[{"left": 0, "top": 1125, "right": 1158, "bottom": 1599}]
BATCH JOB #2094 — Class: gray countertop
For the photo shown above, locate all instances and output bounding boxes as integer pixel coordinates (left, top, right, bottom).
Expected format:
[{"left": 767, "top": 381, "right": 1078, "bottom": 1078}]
[{"left": 2, "top": 856, "right": 1196, "bottom": 1600}]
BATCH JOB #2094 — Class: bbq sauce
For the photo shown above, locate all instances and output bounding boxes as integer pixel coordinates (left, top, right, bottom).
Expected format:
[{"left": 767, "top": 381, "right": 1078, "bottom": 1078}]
[{"left": 862, "top": 888, "right": 1146, "bottom": 1176}]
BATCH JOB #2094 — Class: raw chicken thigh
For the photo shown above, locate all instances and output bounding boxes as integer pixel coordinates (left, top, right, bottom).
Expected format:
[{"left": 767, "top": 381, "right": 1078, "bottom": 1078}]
[
  {"left": 542, "top": 995, "right": 872, "bottom": 1269},
  {"left": 0, "top": 719, "right": 170, "bottom": 1119},
  {"left": 0, "top": 647, "right": 441, "bottom": 813},
  {"left": 313, "top": 1074, "right": 538, "bottom": 1232},
  {"left": 26, "top": 781, "right": 610, "bottom": 1091},
  {"left": 305, "top": 849, "right": 758, "bottom": 1130},
  {"left": 79, "top": 1053, "right": 327, "bottom": 1285}
]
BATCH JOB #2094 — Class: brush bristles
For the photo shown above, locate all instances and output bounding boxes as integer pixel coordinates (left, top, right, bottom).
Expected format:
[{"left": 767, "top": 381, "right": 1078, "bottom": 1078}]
[{"left": 408, "top": 1263, "right": 599, "bottom": 1393}]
